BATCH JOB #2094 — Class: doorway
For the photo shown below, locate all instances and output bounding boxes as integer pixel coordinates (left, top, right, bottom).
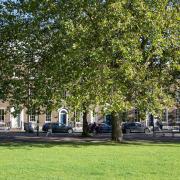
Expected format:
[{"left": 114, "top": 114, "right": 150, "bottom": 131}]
[{"left": 59, "top": 109, "right": 68, "bottom": 125}]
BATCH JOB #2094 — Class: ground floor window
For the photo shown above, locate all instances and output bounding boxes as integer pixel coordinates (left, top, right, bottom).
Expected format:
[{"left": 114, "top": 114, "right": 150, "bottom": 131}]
[
  {"left": 105, "top": 114, "right": 112, "bottom": 125},
  {"left": 46, "top": 111, "right": 51, "bottom": 122},
  {"left": 0, "top": 109, "right": 5, "bottom": 122},
  {"left": 29, "top": 111, "right": 36, "bottom": 122},
  {"left": 134, "top": 109, "right": 140, "bottom": 122}
]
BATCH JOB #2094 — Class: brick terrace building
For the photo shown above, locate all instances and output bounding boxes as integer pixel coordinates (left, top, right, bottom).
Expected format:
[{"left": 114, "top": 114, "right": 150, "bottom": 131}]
[{"left": 0, "top": 99, "right": 179, "bottom": 131}]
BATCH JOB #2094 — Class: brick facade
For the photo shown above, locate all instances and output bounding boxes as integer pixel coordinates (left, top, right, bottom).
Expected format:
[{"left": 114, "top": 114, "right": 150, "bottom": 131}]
[{"left": 0, "top": 100, "right": 179, "bottom": 131}]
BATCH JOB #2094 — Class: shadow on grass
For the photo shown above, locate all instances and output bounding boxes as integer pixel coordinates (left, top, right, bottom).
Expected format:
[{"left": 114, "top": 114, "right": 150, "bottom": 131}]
[{"left": 0, "top": 138, "right": 180, "bottom": 150}]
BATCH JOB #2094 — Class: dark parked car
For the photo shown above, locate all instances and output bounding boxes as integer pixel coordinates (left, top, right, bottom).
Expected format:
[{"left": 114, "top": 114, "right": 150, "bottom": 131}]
[
  {"left": 88, "top": 122, "right": 98, "bottom": 133},
  {"left": 42, "top": 123, "right": 73, "bottom": 134},
  {"left": 88, "top": 123, "right": 112, "bottom": 133},
  {"left": 122, "top": 122, "right": 150, "bottom": 134},
  {"left": 24, "top": 122, "right": 35, "bottom": 133},
  {"left": 42, "top": 123, "right": 51, "bottom": 132},
  {"left": 96, "top": 123, "right": 112, "bottom": 133}
]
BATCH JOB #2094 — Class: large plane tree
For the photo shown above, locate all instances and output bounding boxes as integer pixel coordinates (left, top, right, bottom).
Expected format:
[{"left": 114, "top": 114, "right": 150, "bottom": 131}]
[{"left": 1, "top": 0, "right": 179, "bottom": 141}]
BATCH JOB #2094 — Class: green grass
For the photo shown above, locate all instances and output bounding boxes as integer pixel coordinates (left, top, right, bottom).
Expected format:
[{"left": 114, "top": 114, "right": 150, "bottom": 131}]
[{"left": 0, "top": 141, "right": 180, "bottom": 180}]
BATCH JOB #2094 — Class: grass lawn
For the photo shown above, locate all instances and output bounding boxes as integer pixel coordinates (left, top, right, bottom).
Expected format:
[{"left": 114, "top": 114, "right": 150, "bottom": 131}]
[{"left": 0, "top": 141, "right": 180, "bottom": 180}]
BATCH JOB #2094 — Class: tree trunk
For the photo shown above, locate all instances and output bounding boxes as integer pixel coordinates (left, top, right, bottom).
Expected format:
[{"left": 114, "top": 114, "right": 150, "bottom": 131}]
[
  {"left": 82, "top": 107, "right": 89, "bottom": 136},
  {"left": 36, "top": 114, "right": 39, "bottom": 136},
  {"left": 111, "top": 111, "right": 123, "bottom": 142}
]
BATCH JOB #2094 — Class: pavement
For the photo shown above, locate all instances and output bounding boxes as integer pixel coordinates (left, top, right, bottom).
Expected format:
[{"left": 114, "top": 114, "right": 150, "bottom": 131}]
[{"left": 0, "top": 131, "right": 180, "bottom": 143}]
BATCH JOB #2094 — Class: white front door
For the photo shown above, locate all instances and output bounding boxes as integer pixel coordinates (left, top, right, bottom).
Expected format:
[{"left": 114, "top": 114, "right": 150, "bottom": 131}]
[
  {"left": 11, "top": 114, "right": 21, "bottom": 128},
  {"left": 10, "top": 108, "right": 22, "bottom": 128}
]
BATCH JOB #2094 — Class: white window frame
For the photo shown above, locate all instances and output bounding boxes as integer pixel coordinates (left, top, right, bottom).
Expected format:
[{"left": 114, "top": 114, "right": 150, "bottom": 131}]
[
  {"left": 29, "top": 111, "right": 36, "bottom": 122},
  {"left": 45, "top": 111, "right": 52, "bottom": 122}
]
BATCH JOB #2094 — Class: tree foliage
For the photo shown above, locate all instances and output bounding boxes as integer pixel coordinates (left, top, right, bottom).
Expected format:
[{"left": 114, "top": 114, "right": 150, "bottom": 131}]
[{"left": 0, "top": 0, "right": 179, "bottom": 140}]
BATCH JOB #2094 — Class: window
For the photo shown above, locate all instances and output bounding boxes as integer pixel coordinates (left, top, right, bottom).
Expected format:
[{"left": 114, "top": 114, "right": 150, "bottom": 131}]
[
  {"left": 46, "top": 111, "right": 51, "bottom": 122},
  {"left": 105, "top": 114, "right": 112, "bottom": 125},
  {"left": 136, "top": 123, "right": 141, "bottom": 127},
  {"left": 0, "top": 109, "right": 5, "bottom": 122},
  {"left": 29, "top": 111, "right": 36, "bottom": 122},
  {"left": 134, "top": 109, "right": 139, "bottom": 122},
  {"left": 176, "top": 109, "right": 180, "bottom": 122},
  {"left": 129, "top": 123, "right": 136, "bottom": 127}
]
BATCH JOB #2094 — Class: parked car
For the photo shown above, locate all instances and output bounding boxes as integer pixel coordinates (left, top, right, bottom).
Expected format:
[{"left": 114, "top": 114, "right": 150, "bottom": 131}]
[
  {"left": 88, "top": 123, "right": 112, "bottom": 133},
  {"left": 24, "top": 122, "right": 35, "bottom": 133},
  {"left": 122, "top": 122, "right": 150, "bottom": 134},
  {"left": 42, "top": 123, "right": 73, "bottom": 133},
  {"left": 96, "top": 123, "right": 112, "bottom": 133},
  {"left": 172, "top": 127, "right": 180, "bottom": 132},
  {"left": 88, "top": 122, "right": 98, "bottom": 133},
  {"left": 72, "top": 122, "right": 83, "bottom": 133},
  {"left": 42, "top": 123, "right": 51, "bottom": 132}
]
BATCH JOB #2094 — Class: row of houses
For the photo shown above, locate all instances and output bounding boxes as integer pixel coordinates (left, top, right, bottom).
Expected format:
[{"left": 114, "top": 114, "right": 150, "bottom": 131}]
[{"left": 0, "top": 100, "right": 180, "bottom": 131}]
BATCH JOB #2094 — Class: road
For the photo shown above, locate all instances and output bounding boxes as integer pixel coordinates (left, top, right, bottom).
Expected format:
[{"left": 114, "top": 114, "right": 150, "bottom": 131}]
[{"left": 0, "top": 131, "right": 180, "bottom": 143}]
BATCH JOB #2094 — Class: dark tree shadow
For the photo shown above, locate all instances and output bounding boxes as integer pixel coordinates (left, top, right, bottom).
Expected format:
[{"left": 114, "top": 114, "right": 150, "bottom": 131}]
[
  {"left": 0, "top": 138, "right": 180, "bottom": 150},
  {"left": 0, "top": 131, "right": 180, "bottom": 149}
]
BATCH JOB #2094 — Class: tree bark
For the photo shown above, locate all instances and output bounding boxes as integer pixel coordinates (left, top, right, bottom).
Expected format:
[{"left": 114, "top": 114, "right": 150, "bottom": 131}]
[
  {"left": 36, "top": 114, "right": 39, "bottom": 136},
  {"left": 82, "top": 107, "right": 89, "bottom": 136},
  {"left": 111, "top": 111, "right": 123, "bottom": 142}
]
